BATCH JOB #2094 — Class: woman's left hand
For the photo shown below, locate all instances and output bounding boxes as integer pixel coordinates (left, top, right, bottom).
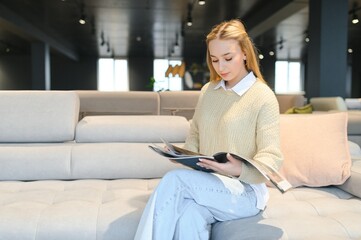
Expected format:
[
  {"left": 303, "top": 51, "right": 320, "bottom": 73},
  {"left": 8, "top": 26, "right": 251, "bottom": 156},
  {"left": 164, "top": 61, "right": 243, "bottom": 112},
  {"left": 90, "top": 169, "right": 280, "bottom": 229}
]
[{"left": 196, "top": 153, "right": 242, "bottom": 177}]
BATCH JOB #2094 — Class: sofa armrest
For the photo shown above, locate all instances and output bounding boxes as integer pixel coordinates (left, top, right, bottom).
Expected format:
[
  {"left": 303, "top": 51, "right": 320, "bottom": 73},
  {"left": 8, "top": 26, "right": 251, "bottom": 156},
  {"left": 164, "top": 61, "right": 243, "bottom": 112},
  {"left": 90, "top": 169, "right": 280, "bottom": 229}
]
[
  {"left": 337, "top": 141, "right": 361, "bottom": 197},
  {"left": 337, "top": 158, "right": 361, "bottom": 198}
]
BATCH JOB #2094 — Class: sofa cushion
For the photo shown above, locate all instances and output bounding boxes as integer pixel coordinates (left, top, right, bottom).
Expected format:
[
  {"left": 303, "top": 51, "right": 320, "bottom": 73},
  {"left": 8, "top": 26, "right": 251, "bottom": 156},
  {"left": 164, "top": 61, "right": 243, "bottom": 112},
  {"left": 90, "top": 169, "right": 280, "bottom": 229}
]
[
  {"left": 75, "top": 115, "right": 190, "bottom": 143},
  {"left": 0, "top": 91, "right": 79, "bottom": 143},
  {"left": 0, "top": 142, "right": 186, "bottom": 181},
  {"left": 279, "top": 112, "right": 351, "bottom": 187}
]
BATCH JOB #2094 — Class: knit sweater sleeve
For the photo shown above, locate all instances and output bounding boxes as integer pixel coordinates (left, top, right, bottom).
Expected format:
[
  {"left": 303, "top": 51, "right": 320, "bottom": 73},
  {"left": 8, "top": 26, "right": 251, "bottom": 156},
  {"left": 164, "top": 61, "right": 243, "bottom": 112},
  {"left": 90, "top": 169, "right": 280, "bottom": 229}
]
[{"left": 238, "top": 86, "right": 284, "bottom": 184}]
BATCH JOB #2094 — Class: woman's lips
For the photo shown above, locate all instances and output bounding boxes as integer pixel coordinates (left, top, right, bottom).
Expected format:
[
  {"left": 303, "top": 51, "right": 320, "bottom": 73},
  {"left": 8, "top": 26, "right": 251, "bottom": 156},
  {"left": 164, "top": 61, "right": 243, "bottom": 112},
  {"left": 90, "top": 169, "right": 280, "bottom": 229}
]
[{"left": 220, "top": 72, "right": 229, "bottom": 78}]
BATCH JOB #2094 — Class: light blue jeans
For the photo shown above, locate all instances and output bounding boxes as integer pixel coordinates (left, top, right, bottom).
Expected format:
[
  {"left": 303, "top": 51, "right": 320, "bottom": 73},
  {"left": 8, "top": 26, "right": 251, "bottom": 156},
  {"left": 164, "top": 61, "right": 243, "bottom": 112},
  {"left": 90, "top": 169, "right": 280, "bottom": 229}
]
[{"left": 134, "top": 169, "right": 260, "bottom": 240}]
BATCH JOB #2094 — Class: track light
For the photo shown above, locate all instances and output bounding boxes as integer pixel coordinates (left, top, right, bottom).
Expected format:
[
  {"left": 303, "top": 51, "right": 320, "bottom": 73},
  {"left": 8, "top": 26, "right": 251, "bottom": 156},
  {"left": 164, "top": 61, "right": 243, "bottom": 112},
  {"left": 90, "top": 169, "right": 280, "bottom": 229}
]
[
  {"left": 100, "top": 31, "right": 105, "bottom": 46},
  {"left": 278, "top": 37, "right": 284, "bottom": 50},
  {"left": 352, "top": 12, "right": 359, "bottom": 24},
  {"left": 350, "top": 3, "right": 360, "bottom": 24},
  {"left": 198, "top": 0, "right": 206, "bottom": 5},
  {"left": 187, "top": 3, "right": 193, "bottom": 27},
  {"left": 174, "top": 33, "right": 179, "bottom": 48},
  {"left": 79, "top": 3, "right": 86, "bottom": 24}
]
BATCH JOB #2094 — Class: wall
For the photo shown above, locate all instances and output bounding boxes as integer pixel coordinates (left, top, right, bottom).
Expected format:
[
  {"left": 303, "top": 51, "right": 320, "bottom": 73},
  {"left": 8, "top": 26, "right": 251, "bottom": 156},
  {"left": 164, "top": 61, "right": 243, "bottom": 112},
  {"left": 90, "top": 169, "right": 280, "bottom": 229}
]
[
  {"left": 51, "top": 54, "right": 97, "bottom": 90},
  {"left": 128, "top": 56, "right": 154, "bottom": 91},
  {"left": 0, "top": 55, "right": 31, "bottom": 89},
  {"left": 0, "top": 53, "right": 97, "bottom": 90}
]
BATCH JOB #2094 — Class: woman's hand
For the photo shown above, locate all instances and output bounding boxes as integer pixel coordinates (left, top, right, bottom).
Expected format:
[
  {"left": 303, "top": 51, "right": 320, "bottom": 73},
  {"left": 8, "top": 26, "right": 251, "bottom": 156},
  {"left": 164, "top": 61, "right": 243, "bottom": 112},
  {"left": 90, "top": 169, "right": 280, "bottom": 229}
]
[{"left": 196, "top": 153, "right": 242, "bottom": 177}]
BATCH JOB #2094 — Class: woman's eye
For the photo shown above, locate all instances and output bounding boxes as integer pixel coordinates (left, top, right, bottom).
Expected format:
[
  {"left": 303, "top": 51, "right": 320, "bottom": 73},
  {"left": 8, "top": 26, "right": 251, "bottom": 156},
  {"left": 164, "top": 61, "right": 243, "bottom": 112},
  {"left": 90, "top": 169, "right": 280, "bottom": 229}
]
[
  {"left": 212, "top": 59, "right": 219, "bottom": 63},
  {"left": 225, "top": 58, "right": 232, "bottom": 61}
]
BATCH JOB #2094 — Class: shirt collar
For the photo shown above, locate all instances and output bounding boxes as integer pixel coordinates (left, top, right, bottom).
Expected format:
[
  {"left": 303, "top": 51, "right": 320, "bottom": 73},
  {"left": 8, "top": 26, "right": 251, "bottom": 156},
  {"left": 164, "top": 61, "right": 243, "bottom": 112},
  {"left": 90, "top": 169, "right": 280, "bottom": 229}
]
[{"left": 214, "top": 71, "right": 257, "bottom": 96}]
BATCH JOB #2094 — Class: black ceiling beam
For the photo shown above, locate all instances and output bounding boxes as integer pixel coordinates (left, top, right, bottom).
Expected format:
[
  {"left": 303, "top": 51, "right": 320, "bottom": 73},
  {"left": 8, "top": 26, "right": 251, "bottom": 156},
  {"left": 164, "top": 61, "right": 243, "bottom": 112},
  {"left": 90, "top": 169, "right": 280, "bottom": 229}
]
[
  {"left": 244, "top": 0, "right": 308, "bottom": 38},
  {"left": 0, "top": 3, "right": 79, "bottom": 61}
]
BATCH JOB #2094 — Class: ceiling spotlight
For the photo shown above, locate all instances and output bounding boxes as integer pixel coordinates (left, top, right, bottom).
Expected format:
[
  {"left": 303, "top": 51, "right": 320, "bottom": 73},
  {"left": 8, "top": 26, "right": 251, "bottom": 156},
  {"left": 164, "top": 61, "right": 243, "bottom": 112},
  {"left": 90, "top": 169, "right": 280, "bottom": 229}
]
[
  {"left": 258, "top": 54, "right": 264, "bottom": 60},
  {"left": 269, "top": 51, "right": 275, "bottom": 56},
  {"left": 79, "top": 15, "right": 86, "bottom": 24},
  {"left": 348, "top": 48, "right": 353, "bottom": 54},
  {"left": 187, "top": 17, "right": 193, "bottom": 27},
  {"left": 305, "top": 37, "right": 310, "bottom": 43},
  {"left": 352, "top": 13, "right": 359, "bottom": 24},
  {"left": 198, "top": 0, "right": 206, "bottom": 5}
]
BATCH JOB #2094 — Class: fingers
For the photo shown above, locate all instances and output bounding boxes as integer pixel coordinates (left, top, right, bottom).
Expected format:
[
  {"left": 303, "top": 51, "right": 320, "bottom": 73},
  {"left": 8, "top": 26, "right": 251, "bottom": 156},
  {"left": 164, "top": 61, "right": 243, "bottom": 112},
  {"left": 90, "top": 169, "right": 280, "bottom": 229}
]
[
  {"left": 197, "top": 158, "right": 222, "bottom": 171},
  {"left": 226, "top": 153, "right": 237, "bottom": 162}
]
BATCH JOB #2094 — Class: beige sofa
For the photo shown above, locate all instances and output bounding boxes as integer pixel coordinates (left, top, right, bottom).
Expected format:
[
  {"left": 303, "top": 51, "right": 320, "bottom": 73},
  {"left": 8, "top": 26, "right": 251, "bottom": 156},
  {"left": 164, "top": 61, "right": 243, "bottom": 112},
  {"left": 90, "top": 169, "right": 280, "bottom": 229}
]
[{"left": 1, "top": 91, "right": 360, "bottom": 239}]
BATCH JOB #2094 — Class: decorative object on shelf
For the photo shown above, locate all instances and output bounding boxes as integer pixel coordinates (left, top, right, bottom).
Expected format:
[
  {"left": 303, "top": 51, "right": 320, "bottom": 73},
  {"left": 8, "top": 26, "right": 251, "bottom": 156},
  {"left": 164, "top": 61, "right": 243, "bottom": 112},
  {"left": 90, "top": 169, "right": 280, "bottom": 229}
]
[{"left": 164, "top": 61, "right": 186, "bottom": 77}]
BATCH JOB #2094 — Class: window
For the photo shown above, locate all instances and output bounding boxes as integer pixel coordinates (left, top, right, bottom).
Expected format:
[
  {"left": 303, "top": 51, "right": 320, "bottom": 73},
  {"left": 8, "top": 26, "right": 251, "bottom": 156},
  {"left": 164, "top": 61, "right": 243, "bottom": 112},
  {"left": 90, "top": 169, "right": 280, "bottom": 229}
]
[
  {"left": 275, "top": 61, "right": 302, "bottom": 93},
  {"left": 153, "top": 59, "right": 183, "bottom": 91},
  {"left": 98, "top": 58, "right": 129, "bottom": 91}
]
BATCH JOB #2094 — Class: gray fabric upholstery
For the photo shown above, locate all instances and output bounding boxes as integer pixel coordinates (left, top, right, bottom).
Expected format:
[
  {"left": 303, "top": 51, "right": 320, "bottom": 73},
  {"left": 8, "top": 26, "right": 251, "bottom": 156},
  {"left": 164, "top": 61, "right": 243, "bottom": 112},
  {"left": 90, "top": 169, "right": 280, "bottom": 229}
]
[{"left": 0, "top": 91, "right": 79, "bottom": 142}]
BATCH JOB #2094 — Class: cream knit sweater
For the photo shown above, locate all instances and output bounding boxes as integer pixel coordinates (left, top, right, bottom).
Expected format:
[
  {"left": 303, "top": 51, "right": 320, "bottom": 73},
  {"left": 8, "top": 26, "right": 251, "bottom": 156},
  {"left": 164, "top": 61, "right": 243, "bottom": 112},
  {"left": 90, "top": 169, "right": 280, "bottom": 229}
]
[{"left": 184, "top": 80, "right": 283, "bottom": 184}]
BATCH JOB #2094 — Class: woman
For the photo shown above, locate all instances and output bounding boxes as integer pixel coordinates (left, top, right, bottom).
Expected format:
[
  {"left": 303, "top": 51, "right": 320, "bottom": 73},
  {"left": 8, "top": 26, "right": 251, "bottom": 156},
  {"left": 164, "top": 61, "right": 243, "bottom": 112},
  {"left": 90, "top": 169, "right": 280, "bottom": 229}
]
[{"left": 135, "top": 19, "right": 283, "bottom": 240}]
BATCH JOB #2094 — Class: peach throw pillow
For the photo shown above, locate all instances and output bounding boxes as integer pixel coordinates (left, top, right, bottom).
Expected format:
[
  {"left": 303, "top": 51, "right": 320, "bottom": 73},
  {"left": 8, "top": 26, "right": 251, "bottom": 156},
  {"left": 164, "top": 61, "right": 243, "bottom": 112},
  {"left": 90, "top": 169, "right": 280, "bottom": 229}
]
[{"left": 279, "top": 112, "right": 351, "bottom": 187}]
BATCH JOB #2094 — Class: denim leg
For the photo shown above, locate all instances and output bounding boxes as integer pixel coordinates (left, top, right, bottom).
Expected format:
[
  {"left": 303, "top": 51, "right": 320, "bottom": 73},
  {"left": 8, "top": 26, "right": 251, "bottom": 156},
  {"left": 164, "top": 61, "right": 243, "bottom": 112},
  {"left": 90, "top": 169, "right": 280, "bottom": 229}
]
[
  {"left": 135, "top": 169, "right": 259, "bottom": 240},
  {"left": 173, "top": 199, "right": 215, "bottom": 240}
]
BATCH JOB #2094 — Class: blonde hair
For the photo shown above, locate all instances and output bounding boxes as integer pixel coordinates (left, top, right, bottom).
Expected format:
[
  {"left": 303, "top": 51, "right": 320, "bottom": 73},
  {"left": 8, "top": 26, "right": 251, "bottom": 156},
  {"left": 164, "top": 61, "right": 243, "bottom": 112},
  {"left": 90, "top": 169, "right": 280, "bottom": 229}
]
[{"left": 206, "top": 19, "right": 265, "bottom": 83}]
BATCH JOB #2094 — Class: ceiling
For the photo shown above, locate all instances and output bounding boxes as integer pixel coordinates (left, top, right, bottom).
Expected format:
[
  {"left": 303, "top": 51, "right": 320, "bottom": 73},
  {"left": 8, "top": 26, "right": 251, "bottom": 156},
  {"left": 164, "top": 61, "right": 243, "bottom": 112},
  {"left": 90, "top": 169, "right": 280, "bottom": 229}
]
[{"left": 0, "top": 0, "right": 360, "bottom": 62}]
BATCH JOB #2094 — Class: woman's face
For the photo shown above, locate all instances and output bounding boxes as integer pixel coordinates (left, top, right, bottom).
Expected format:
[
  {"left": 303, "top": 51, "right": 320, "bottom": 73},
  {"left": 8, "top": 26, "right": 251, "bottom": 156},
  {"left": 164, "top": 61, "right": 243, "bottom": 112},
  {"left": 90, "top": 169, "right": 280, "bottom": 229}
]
[{"left": 208, "top": 38, "right": 248, "bottom": 88}]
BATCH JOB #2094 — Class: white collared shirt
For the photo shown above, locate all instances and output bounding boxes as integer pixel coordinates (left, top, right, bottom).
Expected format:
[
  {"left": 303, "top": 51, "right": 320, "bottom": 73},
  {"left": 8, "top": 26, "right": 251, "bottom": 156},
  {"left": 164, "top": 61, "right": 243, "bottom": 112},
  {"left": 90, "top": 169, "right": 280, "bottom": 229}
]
[
  {"left": 214, "top": 71, "right": 269, "bottom": 210},
  {"left": 214, "top": 71, "right": 257, "bottom": 96}
]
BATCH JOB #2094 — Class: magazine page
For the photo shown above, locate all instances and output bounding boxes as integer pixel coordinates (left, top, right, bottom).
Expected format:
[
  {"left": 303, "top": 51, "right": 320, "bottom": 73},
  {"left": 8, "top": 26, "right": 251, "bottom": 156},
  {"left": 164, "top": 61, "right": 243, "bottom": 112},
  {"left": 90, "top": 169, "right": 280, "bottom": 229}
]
[{"left": 234, "top": 155, "right": 292, "bottom": 193}]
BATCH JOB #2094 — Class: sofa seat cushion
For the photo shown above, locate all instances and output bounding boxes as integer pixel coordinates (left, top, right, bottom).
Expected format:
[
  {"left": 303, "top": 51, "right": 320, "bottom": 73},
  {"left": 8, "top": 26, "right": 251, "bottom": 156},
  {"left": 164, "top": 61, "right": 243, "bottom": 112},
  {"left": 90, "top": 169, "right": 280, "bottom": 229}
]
[
  {"left": 1, "top": 180, "right": 361, "bottom": 240},
  {"left": 75, "top": 115, "right": 190, "bottom": 143},
  {"left": 0, "top": 91, "right": 79, "bottom": 143},
  {"left": 0, "top": 179, "right": 159, "bottom": 240},
  {"left": 212, "top": 187, "right": 361, "bottom": 240}
]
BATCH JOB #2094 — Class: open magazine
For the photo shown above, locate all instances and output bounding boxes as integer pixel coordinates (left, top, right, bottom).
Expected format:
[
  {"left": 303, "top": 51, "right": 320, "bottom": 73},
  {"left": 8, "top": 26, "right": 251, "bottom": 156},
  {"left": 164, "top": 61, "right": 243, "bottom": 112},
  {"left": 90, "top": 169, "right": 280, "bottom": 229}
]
[{"left": 149, "top": 138, "right": 292, "bottom": 194}]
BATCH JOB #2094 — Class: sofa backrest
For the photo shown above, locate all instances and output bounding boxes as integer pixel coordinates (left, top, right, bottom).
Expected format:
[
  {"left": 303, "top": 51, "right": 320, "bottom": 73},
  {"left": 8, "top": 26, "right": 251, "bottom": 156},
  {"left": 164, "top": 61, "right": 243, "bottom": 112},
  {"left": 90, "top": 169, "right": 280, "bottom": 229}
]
[
  {"left": 76, "top": 91, "right": 160, "bottom": 119},
  {"left": 310, "top": 97, "right": 348, "bottom": 111},
  {"left": 0, "top": 91, "right": 79, "bottom": 143},
  {"left": 158, "top": 91, "right": 200, "bottom": 120},
  {"left": 76, "top": 90, "right": 305, "bottom": 120},
  {"left": 276, "top": 94, "right": 305, "bottom": 113}
]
